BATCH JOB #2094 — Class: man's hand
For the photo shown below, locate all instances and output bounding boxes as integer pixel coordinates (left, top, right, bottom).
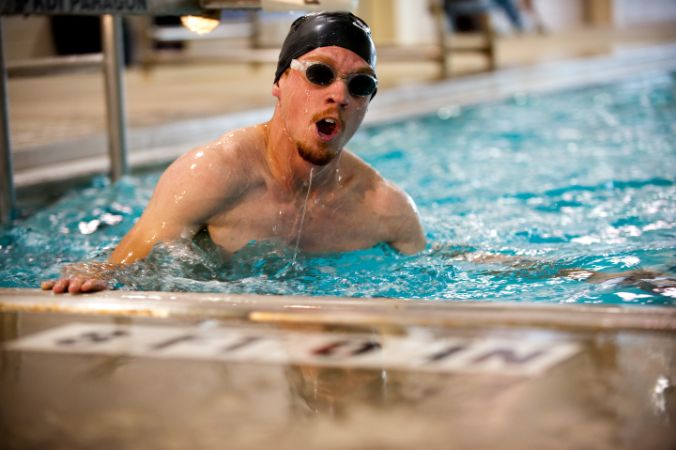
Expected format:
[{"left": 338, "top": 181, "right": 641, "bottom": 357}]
[
  {"left": 41, "top": 263, "right": 115, "bottom": 294},
  {"left": 41, "top": 277, "right": 109, "bottom": 294}
]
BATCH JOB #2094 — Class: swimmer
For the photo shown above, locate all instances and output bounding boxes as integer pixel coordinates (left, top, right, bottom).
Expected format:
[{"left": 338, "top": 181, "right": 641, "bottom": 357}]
[{"left": 41, "top": 12, "right": 426, "bottom": 294}]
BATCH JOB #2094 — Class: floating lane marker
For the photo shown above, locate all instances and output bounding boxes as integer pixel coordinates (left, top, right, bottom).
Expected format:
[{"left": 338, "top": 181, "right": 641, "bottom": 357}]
[{"left": 5, "top": 323, "right": 580, "bottom": 377}]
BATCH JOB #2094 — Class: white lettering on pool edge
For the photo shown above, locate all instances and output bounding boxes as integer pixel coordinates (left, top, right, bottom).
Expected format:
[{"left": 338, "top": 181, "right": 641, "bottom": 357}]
[{"left": 5, "top": 323, "right": 579, "bottom": 377}]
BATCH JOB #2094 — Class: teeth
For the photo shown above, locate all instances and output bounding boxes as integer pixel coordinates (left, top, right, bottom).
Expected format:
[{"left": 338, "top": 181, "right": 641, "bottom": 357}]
[{"left": 324, "top": 118, "right": 336, "bottom": 124}]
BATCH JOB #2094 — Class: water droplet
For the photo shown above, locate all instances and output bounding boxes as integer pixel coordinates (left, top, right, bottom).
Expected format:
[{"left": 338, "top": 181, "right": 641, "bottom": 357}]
[{"left": 292, "top": 168, "right": 314, "bottom": 263}]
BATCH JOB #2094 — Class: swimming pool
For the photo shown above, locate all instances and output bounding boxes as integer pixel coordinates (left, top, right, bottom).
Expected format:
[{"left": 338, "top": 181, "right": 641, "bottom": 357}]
[
  {"left": 2, "top": 48, "right": 675, "bottom": 450},
  {"left": 1, "top": 69, "right": 674, "bottom": 306}
]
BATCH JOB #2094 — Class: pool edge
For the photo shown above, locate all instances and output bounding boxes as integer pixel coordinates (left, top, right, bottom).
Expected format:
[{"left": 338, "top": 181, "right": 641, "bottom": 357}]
[{"left": 1, "top": 288, "right": 674, "bottom": 332}]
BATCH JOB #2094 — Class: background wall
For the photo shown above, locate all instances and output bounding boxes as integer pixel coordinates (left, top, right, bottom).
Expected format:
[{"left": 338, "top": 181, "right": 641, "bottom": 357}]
[
  {"left": 3, "top": 0, "right": 676, "bottom": 59},
  {"left": 613, "top": 0, "right": 676, "bottom": 27},
  {"left": 534, "top": 0, "right": 583, "bottom": 31},
  {"left": 366, "top": 0, "right": 676, "bottom": 46},
  {"left": 3, "top": 17, "right": 54, "bottom": 61},
  {"left": 359, "top": 0, "right": 589, "bottom": 46},
  {"left": 391, "top": 0, "right": 436, "bottom": 46}
]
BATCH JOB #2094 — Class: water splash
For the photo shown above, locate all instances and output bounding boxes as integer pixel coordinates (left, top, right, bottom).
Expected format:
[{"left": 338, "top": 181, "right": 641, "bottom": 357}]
[
  {"left": 653, "top": 375, "right": 672, "bottom": 419},
  {"left": 292, "top": 167, "right": 314, "bottom": 264}
]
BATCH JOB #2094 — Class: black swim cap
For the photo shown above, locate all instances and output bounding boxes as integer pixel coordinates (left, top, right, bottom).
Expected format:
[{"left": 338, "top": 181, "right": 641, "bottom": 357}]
[{"left": 274, "top": 11, "right": 377, "bottom": 85}]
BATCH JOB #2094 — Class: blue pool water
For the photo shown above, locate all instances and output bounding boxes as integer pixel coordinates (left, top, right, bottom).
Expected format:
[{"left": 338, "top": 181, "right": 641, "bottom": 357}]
[{"left": 1, "top": 72, "right": 675, "bottom": 305}]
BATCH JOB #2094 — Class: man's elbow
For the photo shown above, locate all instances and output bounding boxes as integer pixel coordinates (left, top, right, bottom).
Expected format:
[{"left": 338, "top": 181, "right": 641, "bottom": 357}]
[{"left": 392, "top": 236, "right": 426, "bottom": 255}]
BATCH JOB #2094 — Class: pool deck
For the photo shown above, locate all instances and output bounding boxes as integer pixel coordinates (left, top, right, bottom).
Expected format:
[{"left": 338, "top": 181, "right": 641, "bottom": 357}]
[
  {"left": 1, "top": 288, "right": 675, "bottom": 449},
  {"left": 8, "top": 23, "right": 676, "bottom": 192},
  {"left": 11, "top": 42, "right": 676, "bottom": 202}
]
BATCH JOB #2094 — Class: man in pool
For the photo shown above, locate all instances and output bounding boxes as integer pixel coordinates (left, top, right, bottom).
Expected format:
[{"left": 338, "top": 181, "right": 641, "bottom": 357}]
[{"left": 41, "top": 11, "right": 427, "bottom": 294}]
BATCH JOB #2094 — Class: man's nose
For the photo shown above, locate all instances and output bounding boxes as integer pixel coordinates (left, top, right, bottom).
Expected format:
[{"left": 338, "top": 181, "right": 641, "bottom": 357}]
[{"left": 325, "top": 78, "right": 350, "bottom": 107}]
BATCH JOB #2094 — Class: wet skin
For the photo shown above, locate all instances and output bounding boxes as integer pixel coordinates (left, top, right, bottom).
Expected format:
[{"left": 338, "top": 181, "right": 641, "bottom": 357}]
[{"left": 41, "top": 46, "right": 426, "bottom": 294}]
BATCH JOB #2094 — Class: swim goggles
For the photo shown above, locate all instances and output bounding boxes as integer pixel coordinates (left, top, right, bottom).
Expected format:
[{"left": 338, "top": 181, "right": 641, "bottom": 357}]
[{"left": 290, "top": 59, "right": 378, "bottom": 98}]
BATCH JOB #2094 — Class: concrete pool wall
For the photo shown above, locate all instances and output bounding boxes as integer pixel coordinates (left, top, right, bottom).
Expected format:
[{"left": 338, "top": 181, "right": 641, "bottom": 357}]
[{"left": 1, "top": 288, "right": 675, "bottom": 449}]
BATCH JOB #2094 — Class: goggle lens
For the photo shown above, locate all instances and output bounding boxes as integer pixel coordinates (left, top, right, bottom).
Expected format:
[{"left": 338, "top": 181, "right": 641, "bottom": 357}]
[
  {"left": 348, "top": 74, "right": 377, "bottom": 97},
  {"left": 305, "top": 63, "right": 336, "bottom": 86}
]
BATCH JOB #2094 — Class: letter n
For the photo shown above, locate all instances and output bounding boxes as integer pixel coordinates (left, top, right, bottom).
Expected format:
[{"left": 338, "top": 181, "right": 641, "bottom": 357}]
[{"left": 472, "top": 348, "right": 546, "bottom": 366}]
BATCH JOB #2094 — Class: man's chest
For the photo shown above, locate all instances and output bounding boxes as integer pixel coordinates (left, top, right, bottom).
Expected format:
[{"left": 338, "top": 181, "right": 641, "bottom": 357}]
[{"left": 207, "top": 189, "right": 387, "bottom": 253}]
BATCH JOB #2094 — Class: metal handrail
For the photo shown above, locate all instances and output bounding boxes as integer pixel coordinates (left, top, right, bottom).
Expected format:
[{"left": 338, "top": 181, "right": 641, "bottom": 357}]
[
  {"left": 7, "top": 54, "right": 104, "bottom": 77},
  {"left": 102, "top": 15, "right": 130, "bottom": 182},
  {"left": 0, "top": 15, "right": 129, "bottom": 224},
  {"left": 0, "top": 20, "right": 14, "bottom": 224},
  {"left": 0, "top": 1, "right": 267, "bottom": 224}
]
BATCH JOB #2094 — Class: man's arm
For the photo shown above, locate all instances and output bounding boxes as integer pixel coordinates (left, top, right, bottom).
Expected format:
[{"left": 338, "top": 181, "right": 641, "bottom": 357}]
[{"left": 42, "top": 142, "right": 241, "bottom": 294}]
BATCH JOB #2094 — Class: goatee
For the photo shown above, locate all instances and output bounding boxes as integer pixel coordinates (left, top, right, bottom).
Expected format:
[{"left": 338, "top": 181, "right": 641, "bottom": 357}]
[{"left": 297, "top": 144, "right": 335, "bottom": 166}]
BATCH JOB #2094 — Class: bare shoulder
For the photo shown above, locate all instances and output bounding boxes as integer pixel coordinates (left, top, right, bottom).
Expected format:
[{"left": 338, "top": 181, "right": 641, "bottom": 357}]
[
  {"left": 171, "top": 126, "right": 264, "bottom": 180},
  {"left": 164, "top": 126, "right": 265, "bottom": 191},
  {"left": 148, "top": 125, "right": 267, "bottom": 223},
  {"left": 341, "top": 150, "right": 426, "bottom": 254}
]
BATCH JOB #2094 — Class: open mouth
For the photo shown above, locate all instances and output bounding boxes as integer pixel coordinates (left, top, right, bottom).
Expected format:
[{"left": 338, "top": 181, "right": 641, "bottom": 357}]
[{"left": 316, "top": 118, "right": 340, "bottom": 141}]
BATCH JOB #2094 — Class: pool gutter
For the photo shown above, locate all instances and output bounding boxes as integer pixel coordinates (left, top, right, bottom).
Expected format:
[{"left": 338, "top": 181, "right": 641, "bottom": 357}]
[{"left": 1, "top": 288, "right": 674, "bottom": 331}]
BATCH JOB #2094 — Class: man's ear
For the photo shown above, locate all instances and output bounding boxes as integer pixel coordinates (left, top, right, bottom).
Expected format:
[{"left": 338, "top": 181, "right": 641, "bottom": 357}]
[{"left": 272, "top": 81, "right": 281, "bottom": 98}]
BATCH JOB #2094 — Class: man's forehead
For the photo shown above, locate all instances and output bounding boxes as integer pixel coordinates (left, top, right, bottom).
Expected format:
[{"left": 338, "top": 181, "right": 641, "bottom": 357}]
[{"left": 299, "top": 46, "right": 375, "bottom": 74}]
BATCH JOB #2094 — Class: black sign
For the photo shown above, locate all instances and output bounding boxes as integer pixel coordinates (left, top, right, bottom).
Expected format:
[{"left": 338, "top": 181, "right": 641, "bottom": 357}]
[{"left": 1, "top": 0, "right": 151, "bottom": 14}]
